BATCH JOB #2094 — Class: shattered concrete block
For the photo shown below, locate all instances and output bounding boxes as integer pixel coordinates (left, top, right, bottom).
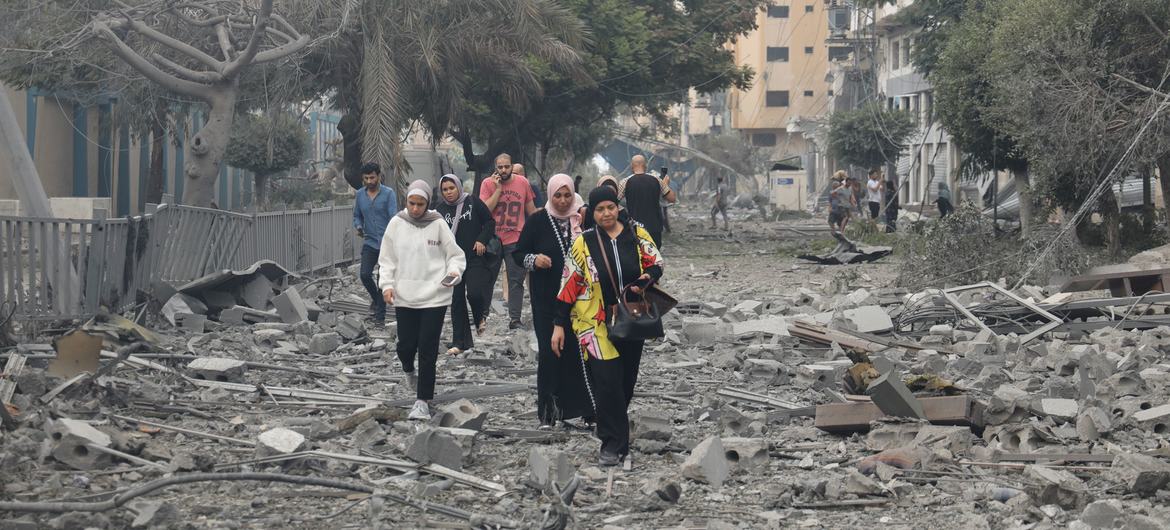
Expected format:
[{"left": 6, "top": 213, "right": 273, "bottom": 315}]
[
  {"left": 219, "top": 307, "right": 246, "bottom": 326},
  {"left": 335, "top": 315, "right": 366, "bottom": 341},
  {"left": 309, "top": 332, "right": 343, "bottom": 355},
  {"left": 528, "top": 447, "right": 574, "bottom": 492},
  {"left": 718, "top": 406, "right": 750, "bottom": 435},
  {"left": 272, "top": 287, "right": 309, "bottom": 323},
  {"left": 730, "top": 317, "right": 789, "bottom": 337},
  {"left": 865, "top": 371, "right": 927, "bottom": 420},
  {"left": 681, "top": 436, "right": 729, "bottom": 486},
  {"left": 631, "top": 410, "right": 673, "bottom": 442},
  {"left": 432, "top": 399, "right": 488, "bottom": 431},
  {"left": 642, "top": 474, "right": 682, "bottom": 503},
  {"left": 253, "top": 328, "right": 287, "bottom": 346},
  {"left": 186, "top": 357, "right": 248, "bottom": 383},
  {"left": 350, "top": 418, "right": 386, "bottom": 449},
  {"left": 240, "top": 274, "right": 275, "bottom": 309},
  {"left": 928, "top": 324, "right": 954, "bottom": 339},
  {"left": 255, "top": 428, "right": 307, "bottom": 458},
  {"left": 1033, "top": 398, "right": 1079, "bottom": 422},
  {"left": 1025, "top": 465, "right": 1088, "bottom": 510},
  {"left": 406, "top": 429, "right": 463, "bottom": 470},
  {"left": 795, "top": 363, "right": 844, "bottom": 390},
  {"left": 731, "top": 300, "right": 764, "bottom": 316},
  {"left": 984, "top": 385, "right": 1031, "bottom": 426},
  {"left": 743, "top": 358, "right": 784, "bottom": 383},
  {"left": 177, "top": 313, "right": 208, "bottom": 332},
  {"left": 987, "top": 425, "right": 1049, "bottom": 453},
  {"left": 682, "top": 317, "right": 730, "bottom": 343},
  {"left": 843, "top": 468, "right": 883, "bottom": 496},
  {"left": 48, "top": 418, "right": 113, "bottom": 470},
  {"left": 1076, "top": 407, "right": 1113, "bottom": 442},
  {"left": 1132, "top": 403, "right": 1170, "bottom": 434},
  {"left": 700, "top": 302, "right": 728, "bottom": 318},
  {"left": 1108, "top": 453, "right": 1170, "bottom": 497},
  {"left": 721, "top": 437, "right": 769, "bottom": 473},
  {"left": 432, "top": 427, "right": 478, "bottom": 459}
]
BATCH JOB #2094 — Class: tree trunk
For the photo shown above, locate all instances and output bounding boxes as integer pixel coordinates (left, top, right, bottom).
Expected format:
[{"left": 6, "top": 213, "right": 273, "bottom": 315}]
[
  {"left": 1101, "top": 185, "right": 1121, "bottom": 258},
  {"left": 146, "top": 117, "right": 165, "bottom": 205},
  {"left": 253, "top": 173, "right": 270, "bottom": 210},
  {"left": 338, "top": 113, "right": 362, "bottom": 190},
  {"left": 182, "top": 86, "right": 237, "bottom": 207},
  {"left": 1014, "top": 168, "right": 1032, "bottom": 238},
  {"left": 1158, "top": 153, "right": 1170, "bottom": 241}
]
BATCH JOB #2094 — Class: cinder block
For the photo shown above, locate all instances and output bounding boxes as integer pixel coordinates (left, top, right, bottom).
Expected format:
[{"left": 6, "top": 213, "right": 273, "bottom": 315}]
[
  {"left": 186, "top": 357, "right": 248, "bottom": 382},
  {"left": 528, "top": 447, "right": 574, "bottom": 492},
  {"left": 681, "top": 436, "right": 729, "bottom": 486},
  {"left": 272, "top": 287, "right": 309, "bottom": 324},
  {"left": 1109, "top": 453, "right": 1170, "bottom": 497},
  {"left": 1132, "top": 403, "right": 1170, "bottom": 434},
  {"left": 866, "top": 371, "right": 927, "bottom": 420},
  {"left": 48, "top": 418, "right": 113, "bottom": 470},
  {"left": 240, "top": 275, "right": 275, "bottom": 310},
  {"left": 309, "top": 332, "right": 343, "bottom": 355},
  {"left": 721, "top": 437, "right": 769, "bottom": 473},
  {"left": 406, "top": 429, "right": 463, "bottom": 470},
  {"left": 432, "top": 399, "right": 488, "bottom": 431},
  {"left": 255, "top": 428, "right": 306, "bottom": 457},
  {"left": 631, "top": 409, "right": 673, "bottom": 442}
]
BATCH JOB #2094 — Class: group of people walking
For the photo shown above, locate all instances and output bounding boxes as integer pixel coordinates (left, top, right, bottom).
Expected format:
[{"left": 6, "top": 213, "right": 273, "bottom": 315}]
[
  {"left": 351, "top": 155, "right": 673, "bottom": 466},
  {"left": 827, "top": 168, "right": 956, "bottom": 234}
]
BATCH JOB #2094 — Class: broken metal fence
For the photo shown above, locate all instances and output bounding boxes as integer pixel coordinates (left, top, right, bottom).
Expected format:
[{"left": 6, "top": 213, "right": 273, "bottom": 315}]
[{"left": 0, "top": 202, "right": 359, "bottom": 321}]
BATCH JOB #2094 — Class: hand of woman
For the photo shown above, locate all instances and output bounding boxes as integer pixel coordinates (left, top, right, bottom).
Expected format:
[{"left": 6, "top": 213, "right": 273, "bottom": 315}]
[
  {"left": 551, "top": 325, "right": 564, "bottom": 358},
  {"left": 629, "top": 273, "right": 652, "bottom": 294},
  {"left": 474, "top": 241, "right": 486, "bottom": 256},
  {"left": 382, "top": 288, "right": 394, "bottom": 304},
  {"left": 534, "top": 254, "right": 552, "bottom": 269}
]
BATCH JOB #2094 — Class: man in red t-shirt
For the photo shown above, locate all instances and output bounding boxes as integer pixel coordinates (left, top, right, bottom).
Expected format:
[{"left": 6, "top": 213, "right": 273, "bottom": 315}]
[{"left": 480, "top": 153, "right": 537, "bottom": 329}]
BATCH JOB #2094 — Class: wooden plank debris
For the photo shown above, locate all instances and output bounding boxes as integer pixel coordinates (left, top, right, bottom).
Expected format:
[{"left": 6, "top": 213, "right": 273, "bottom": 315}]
[
  {"left": 814, "top": 395, "right": 985, "bottom": 433},
  {"left": 0, "top": 352, "right": 26, "bottom": 403}
]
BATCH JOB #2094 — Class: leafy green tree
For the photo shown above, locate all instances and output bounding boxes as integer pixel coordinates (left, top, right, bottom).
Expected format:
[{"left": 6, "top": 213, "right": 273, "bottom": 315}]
[
  {"left": 827, "top": 104, "right": 917, "bottom": 170},
  {"left": 224, "top": 113, "right": 309, "bottom": 208}
]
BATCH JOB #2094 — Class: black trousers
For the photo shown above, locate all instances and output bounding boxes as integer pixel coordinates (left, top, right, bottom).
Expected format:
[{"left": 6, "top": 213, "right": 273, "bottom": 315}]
[
  {"left": 450, "top": 260, "right": 491, "bottom": 350},
  {"left": 359, "top": 245, "right": 387, "bottom": 320},
  {"left": 868, "top": 201, "right": 880, "bottom": 219},
  {"left": 938, "top": 198, "right": 954, "bottom": 218},
  {"left": 396, "top": 306, "right": 447, "bottom": 400},
  {"left": 534, "top": 304, "right": 589, "bottom": 425},
  {"left": 585, "top": 339, "right": 644, "bottom": 456}
]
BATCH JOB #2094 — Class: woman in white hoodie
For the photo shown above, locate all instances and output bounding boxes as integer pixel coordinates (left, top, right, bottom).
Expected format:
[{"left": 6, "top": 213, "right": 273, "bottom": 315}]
[{"left": 379, "top": 179, "right": 467, "bottom": 420}]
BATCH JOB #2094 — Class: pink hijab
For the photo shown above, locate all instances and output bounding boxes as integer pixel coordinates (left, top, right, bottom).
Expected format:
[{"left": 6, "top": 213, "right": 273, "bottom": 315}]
[{"left": 546, "top": 173, "right": 584, "bottom": 238}]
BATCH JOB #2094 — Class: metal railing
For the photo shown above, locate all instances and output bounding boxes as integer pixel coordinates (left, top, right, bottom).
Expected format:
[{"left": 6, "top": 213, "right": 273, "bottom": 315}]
[{"left": 0, "top": 201, "right": 359, "bottom": 320}]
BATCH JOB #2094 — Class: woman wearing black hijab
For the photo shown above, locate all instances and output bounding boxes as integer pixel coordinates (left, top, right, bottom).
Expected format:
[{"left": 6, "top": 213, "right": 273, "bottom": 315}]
[{"left": 435, "top": 174, "right": 495, "bottom": 354}]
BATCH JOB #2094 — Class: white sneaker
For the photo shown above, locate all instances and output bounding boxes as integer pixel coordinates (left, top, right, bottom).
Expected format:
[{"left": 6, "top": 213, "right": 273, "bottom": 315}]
[{"left": 408, "top": 400, "right": 430, "bottom": 421}]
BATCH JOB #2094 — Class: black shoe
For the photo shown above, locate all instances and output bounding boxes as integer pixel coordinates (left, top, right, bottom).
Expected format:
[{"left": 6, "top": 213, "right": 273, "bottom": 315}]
[
  {"left": 508, "top": 319, "right": 522, "bottom": 330},
  {"left": 598, "top": 451, "right": 621, "bottom": 467}
]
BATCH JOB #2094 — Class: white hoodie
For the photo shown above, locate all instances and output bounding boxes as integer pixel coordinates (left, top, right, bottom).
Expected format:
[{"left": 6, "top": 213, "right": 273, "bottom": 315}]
[{"left": 377, "top": 214, "right": 467, "bottom": 309}]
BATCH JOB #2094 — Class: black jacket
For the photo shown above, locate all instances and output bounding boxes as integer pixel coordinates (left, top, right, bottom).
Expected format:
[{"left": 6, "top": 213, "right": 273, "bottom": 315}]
[
  {"left": 435, "top": 197, "right": 495, "bottom": 264},
  {"left": 513, "top": 209, "right": 573, "bottom": 307}
]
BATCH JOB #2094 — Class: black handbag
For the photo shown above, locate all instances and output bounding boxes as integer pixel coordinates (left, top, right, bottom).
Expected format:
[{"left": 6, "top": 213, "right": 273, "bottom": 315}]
[{"left": 594, "top": 230, "right": 667, "bottom": 341}]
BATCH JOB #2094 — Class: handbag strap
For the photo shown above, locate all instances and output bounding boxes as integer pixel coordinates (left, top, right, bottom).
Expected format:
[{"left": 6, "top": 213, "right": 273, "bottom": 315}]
[
  {"left": 593, "top": 229, "right": 623, "bottom": 305},
  {"left": 450, "top": 198, "right": 466, "bottom": 235}
]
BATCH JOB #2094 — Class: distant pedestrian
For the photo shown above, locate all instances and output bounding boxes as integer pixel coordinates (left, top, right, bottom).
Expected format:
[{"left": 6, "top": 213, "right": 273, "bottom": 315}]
[
  {"left": 480, "top": 153, "right": 538, "bottom": 330},
  {"left": 710, "top": 176, "right": 730, "bottom": 232},
  {"left": 936, "top": 183, "right": 954, "bottom": 218},
  {"left": 585, "top": 175, "right": 629, "bottom": 229},
  {"left": 884, "top": 179, "right": 900, "bottom": 233},
  {"left": 828, "top": 171, "right": 853, "bottom": 233},
  {"left": 552, "top": 185, "right": 664, "bottom": 467},
  {"left": 849, "top": 176, "right": 864, "bottom": 217},
  {"left": 379, "top": 180, "right": 467, "bottom": 421},
  {"left": 866, "top": 168, "right": 884, "bottom": 220},
  {"left": 352, "top": 162, "right": 398, "bottom": 326},
  {"left": 435, "top": 175, "right": 495, "bottom": 355},
  {"left": 574, "top": 175, "right": 583, "bottom": 193},
  {"left": 515, "top": 174, "right": 591, "bottom": 429},
  {"left": 621, "top": 155, "right": 676, "bottom": 249}
]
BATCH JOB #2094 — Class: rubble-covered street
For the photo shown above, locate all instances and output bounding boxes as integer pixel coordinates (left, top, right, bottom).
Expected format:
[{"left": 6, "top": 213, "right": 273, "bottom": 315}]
[{"left": 4, "top": 206, "right": 1170, "bottom": 530}]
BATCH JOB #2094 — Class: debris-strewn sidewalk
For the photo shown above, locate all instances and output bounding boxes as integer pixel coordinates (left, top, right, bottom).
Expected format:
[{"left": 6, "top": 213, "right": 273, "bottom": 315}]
[{"left": 4, "top": 211, "right": 1170, "bottom": 529}]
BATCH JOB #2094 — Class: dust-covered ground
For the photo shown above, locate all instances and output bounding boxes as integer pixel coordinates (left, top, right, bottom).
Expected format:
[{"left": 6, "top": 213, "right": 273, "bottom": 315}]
[{"left": 3, "top": 203, "right": 1170, "bottom": 530}]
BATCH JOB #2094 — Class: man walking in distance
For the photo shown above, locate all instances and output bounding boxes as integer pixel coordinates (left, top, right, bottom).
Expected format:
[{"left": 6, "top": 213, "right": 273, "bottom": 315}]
[
  {"left": 353, "top": 162, "right": 398, "bottom": 326},
  {"left": 710, "top": 175, "right": 730, "bottom": 233},
  {"left": 621, "top": 155, "right": 676, "bottom": 249},
  {"left": 480, "top": 153, "right": 537, "bottom": 330},
  {"left": 865, "top": 168, "right": 884, "bottom": 220}
]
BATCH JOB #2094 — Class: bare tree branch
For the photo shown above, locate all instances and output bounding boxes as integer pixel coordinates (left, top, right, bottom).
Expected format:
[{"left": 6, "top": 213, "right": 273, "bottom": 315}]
[
  {"left": 214, "top": 24, "right": 234, "bottom": 60},
  {"left": 91, "top": 20, "right": 209, "bottom": 100},
  {"left": 222, "top": 0, "right": 274, "bottom": 78},
  {"left": 1114, "top": 73, "right": 1170, "bottom": 99},
  {"left": 150, "top": 53, "right": 220, "bottom": 84},
  {"left": 104, "top": 16, "right": 224, "bottom": 73}
]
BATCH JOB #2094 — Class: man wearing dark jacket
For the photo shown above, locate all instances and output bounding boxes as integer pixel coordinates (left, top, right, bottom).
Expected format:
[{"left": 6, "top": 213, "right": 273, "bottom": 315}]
[{"left": 620, "top": 155, "right": 676, "bottom": 249}]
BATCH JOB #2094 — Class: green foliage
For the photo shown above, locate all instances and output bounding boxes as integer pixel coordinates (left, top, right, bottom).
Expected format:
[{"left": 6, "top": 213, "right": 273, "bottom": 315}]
[
  {"left": 224, "top": 113, "right": 309, "bottom": 177},
  {"left": 269, "top": 178, "right": 335, "bottom": 210},
  {"left": 896, "top": 204, "right": 1094, "bottom": 288},
  {"left": 827, "top": 104, "right": 917, "bottom": 170}
]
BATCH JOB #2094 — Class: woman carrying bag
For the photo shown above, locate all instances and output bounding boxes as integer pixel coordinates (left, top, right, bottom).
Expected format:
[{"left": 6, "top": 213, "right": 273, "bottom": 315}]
[
  {"left": 514, "top": 174, "right": 591, "bottom": 430},
  {"left": 435, "top": 174, "right": 495, "bottom": 354},
  {"left": 379, "top": 180, "right": 467, "bottom": 421},
  {"left": 552, "top": 186, "right": 664, "bottom": 467}
]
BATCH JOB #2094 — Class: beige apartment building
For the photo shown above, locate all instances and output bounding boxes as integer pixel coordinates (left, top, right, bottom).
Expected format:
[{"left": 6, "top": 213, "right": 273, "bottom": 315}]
[{"left": 729, "top": 2, "right": 832, "bottom": 164}]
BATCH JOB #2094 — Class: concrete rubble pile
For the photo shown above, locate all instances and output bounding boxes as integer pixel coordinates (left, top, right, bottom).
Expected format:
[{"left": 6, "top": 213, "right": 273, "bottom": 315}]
[{"left": 4, "top": 221, "right": 1170, "bottom": 529}]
